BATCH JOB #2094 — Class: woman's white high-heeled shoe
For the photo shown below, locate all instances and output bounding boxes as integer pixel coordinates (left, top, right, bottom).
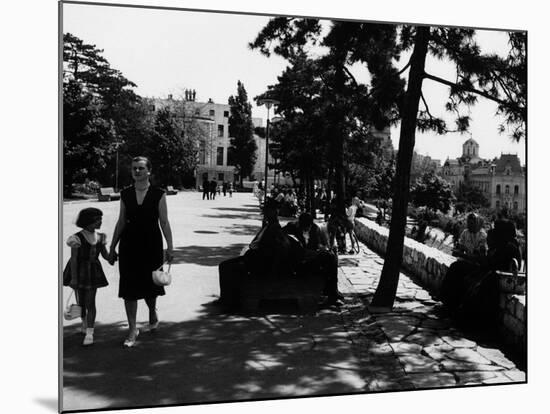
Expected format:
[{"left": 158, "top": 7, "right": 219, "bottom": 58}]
[
  {"left": 83, "top": 328, "right": 94, "bottom": 346},
  {"left": 123, "top": 329, "right": 139, "bottom": 347}
]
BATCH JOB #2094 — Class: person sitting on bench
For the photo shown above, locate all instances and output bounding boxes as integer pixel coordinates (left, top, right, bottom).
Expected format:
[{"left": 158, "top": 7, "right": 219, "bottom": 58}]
[
  {"left": 283, "top": 212, "right": 344, "bottom": 307},
  {"left": 218, "top": 198, "right": 292, "bottom": 309}
]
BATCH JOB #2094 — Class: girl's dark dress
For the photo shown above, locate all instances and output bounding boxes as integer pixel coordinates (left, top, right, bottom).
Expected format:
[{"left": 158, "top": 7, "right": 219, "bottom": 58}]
[
  {"left": 118, "top": 185, "right": 166, "bottom": 300},
  {"left": 63, "top": 232, "right": 109, "bottom": 289}
]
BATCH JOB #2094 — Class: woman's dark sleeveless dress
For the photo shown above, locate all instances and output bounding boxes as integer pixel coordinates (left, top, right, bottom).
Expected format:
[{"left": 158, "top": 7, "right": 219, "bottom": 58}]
[{"left": 118, "top": 185, "right": 165, "bottom": 300}]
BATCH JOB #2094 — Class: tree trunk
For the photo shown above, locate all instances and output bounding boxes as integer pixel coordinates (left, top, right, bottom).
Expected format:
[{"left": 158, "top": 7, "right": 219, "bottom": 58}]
[
  {"left": 308, "top": 173, "right": 315, "bottom": 216},
  {"left": 370, "top": 26, "right": 430, "bottom": 311}
]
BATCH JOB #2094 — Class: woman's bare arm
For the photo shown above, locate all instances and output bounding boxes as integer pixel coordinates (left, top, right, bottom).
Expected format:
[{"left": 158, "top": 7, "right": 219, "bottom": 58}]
[
  {"left": 158, "top": 194, "right": 174, "bottom": 261},
  {"left": 109, "top": 200, "right": 126, "bottom": 256}
]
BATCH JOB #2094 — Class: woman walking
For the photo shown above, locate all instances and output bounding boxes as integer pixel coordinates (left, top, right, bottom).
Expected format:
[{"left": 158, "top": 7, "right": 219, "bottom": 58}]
[{"left": 109, "top": 156, "right": 174, "bottom": 347}]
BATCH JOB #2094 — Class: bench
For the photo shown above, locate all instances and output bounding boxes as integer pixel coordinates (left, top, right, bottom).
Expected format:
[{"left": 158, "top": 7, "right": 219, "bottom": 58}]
[
  {"left": 234, "top": 246, "right": 326, "bottom": 313},
  {"left": 239, "top": 273, "right": 325, "bottom": 314},
  {"left": 98, "top": 187, "right": 120, "bottom": 201},
  {"left": 166, "top": 185, "right": 178, "bottom": 195}
]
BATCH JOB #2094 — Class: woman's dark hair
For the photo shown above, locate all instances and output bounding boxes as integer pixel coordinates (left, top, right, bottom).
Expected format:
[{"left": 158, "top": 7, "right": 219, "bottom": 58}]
[
  {"left": 132, "top": 156, "right": 152, "bottom": 171},
  {"left": 76, "top": 207, "right": 103, "bottom": 228}
]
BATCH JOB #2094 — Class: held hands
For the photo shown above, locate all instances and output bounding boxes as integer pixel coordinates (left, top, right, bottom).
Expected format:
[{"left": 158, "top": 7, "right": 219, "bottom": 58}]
[
  {"left": 107, "top": 250, "right": 118, "bottom": 265},
  {"left": 165, "top": 248, "right": 174, "bottom": 264}
]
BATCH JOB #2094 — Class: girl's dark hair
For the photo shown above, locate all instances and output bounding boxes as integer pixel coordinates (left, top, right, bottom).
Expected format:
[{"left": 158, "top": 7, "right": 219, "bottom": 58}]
[
  {"left": 76, "top": 207, "right": 103, "bottom": 228},
  {"left": 132, "top": 156, "right": 152, "bottom": 171}
]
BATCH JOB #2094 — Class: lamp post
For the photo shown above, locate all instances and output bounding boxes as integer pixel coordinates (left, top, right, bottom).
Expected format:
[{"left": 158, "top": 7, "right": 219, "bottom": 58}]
[
  {"left": 258, "top": 98, "right": 279, "bottom": 189},
  {"left": 270, "top": 116, "right": 283, "bottom": 185}
]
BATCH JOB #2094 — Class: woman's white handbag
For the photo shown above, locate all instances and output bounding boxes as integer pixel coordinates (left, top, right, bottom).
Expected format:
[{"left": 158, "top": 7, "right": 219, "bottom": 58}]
[
  {"left": 152, "top": 263, "right": 172, "bottom": 286},
  {"left": 63, "top": 290, "right": 82, "bottom": 320}
]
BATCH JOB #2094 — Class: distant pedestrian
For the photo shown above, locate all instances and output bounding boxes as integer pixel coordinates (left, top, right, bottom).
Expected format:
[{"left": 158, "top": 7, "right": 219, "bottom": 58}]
[
  {"left": 209, "top": 180, "right": 217, "bottom": 200},
  {"left": 228, "top": 182, "right": 233, "bottom": 197},
  {"left": 222, "top": 182, "right": 228, "bottom": 196},
  {"left": 202, "top": 178, "right": 209, "bottom": 200},
  {"left": 63, "top": 207, "right": 110, "bottom": 346}
]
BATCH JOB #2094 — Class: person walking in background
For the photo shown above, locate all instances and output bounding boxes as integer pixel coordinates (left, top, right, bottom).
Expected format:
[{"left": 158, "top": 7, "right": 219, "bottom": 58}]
[
  {"left": 228, "top": 182, "right": 233, "bottom": 197},
  {"left": 209, "top": 180, "right": 217, "bottom": 200},
  {"left": 202, "top": 178, "right": 210, "bottom": 200},
  {"left": 108, "top": 156, "right": 174, "bottom": 348},
  {"left": 63, "top": 207, "right": 110, "bottom": 346},
  {"left": 222, "top": 182, "right": 228, "bottom": 197}
]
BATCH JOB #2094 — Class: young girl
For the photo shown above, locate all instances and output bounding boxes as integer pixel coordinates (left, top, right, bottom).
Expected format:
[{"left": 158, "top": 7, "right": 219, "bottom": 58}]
[{"left": 63, "top": 207, "right": 109, "bottom": 346}]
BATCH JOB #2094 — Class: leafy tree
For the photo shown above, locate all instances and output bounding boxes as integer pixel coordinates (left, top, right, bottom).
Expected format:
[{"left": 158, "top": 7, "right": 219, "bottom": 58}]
[
  {"left": 251, "top": 23, "right": 393, "bottom": 215},
  {"left": 411, "top": 172, "right": 455, "bottom": 213},
  {"left": 63, "top": 33, "right": 141, "bottom": 195},
  {"left": 228, "top": 81, "right": 257, "bottom": 187},
  {"left": 455, "top": 182, "right": 490, "bottom": 211},
  {"left": 122, "top": 100, "right": 204, "bottom": 188}
]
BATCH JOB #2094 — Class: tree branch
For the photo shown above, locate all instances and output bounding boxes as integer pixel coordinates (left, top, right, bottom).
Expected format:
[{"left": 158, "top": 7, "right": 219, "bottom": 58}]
[
  {"left": 342, "top": 65, "right": 359, "bottom": 88},
  {"left": 424, "top": 72, "right": 513, "bottom": 110},
  {"left": 397, "top": 58, "right": 412, "bottom": 76},
  {"left": 420, "top": 92, "right": 435, "bottom": 120}
]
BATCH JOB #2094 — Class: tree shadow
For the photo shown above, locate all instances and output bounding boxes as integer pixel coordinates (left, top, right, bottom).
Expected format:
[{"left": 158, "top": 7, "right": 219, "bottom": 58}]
[
  {"left": 222, "top": 223, "right": 262, "bottom": 237},
  {"left": 193, "top": 230, "right": 220, "bottom": 234},
  {"left": 62, "top": 302, "right": 366, "bottom": 412},
  {"left": 172, "top": 244, "right": 247, "bottom": 266},
  {"left": 213, "top": 207, "right": 260, "bottom": 214},
  {"left": 202, "top": 214, "right": 253, "bottom": 220}
]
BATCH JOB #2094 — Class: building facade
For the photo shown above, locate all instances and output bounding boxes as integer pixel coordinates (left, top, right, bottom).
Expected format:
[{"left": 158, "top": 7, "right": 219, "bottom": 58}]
[
  {"left": 441, "top": 138, "right": 526, "bottom": 212},
  {"left": 146, "top": 94, "right": 240, "bottom": 188}
]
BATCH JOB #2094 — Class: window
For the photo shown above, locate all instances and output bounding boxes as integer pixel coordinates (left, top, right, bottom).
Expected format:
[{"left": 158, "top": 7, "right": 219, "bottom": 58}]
[
  {"left": 514, "top": 185, "right": 519, "bottom": 195},
  {"left": 199, "top": 141, "right": 206, "bottom": 164},
  {"left": 227, "top": 147, "right": 235, "bottom": 166},
  {"left": 218, "top": 173, "right": 224, "bottom": 182},
  {"left": 216, "top": 147, "right": 224, "bottom": 166},
  {"left": 224, "top": 110, "right": 229, "bottom": 117},
  {"left": 195, "top": 109, "right": 200, "bottom": 116},
  {"left": 209, "top": 109, "right": 215, "bottom": 117},
  {"left": 513, "top": 201, "right": 518, "bottom": 211},
  {"left": 496, "top": 184, "right": 501, "bottom": 195},
  {"left": 217, "top": 124, "right": 224, "bottom": 137},
  {"left": 505, "top": 185, "right": 510, "bottom": 194}
]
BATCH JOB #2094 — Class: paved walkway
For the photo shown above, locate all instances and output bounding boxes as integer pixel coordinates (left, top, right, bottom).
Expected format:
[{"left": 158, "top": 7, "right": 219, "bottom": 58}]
[
  {"left": 61, "top": 192, "right": 524, "bottom": 411},
  {"left": 336, "top": 248, "right": 525, "bottom": 390}
]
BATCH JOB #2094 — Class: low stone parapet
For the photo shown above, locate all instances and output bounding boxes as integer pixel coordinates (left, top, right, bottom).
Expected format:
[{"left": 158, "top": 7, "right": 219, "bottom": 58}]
[{"left": 353, "top": 217, "right": 526, "bottom": 355}]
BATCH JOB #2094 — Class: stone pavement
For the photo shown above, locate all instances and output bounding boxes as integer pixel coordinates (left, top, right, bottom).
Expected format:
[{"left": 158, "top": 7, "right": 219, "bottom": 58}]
[{"left": 336, "top": 247, "right": 526, "bottom": 391}]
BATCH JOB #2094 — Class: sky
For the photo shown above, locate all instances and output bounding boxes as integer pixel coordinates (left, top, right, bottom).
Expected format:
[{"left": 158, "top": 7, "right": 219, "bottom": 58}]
[{"left": 63, "top": 2, "right": 526, "bottom": 165}]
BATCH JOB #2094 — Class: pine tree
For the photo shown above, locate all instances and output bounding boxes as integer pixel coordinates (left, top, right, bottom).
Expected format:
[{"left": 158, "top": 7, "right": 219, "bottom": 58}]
[{"left": 228, "top": 81, "right": 257, "bottom": 186}]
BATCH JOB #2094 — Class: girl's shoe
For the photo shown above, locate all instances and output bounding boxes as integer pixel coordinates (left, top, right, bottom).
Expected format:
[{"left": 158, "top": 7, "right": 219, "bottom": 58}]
[
  {"left": 83, "top": 328, "right": 94, "bottom": 346},
  {"left": 123, "top": 329, "right": 139, "bottom": 348},
  {"left": 148, "top": 320, "right": 160, "bottom": 332}
]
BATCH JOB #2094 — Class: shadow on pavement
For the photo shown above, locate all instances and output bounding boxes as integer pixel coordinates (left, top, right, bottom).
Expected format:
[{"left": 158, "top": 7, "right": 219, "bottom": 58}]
[
  {"left": 172, "top": 244, "right": 247, "bottom": 266},
  {"left": 213, "top": 207, "right": 260, "bottom": 214},
  {"left": 202, "top": 213, "right": 253, "bottom": 220},
  {"left": 63, "top": 302, "right": 363, "bottom": 411},
  {"left": 222, "top": 223, "right": 261, "bottom": 237}
]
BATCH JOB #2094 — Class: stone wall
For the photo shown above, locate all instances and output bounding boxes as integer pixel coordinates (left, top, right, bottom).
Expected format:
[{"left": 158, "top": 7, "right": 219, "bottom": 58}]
[{"left": 353, "top": 217, "right": 526, "bottom": 354}]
